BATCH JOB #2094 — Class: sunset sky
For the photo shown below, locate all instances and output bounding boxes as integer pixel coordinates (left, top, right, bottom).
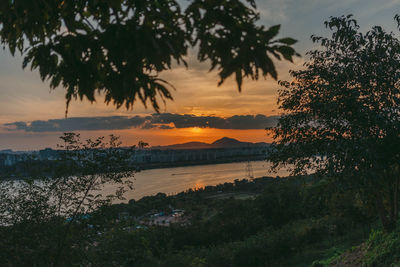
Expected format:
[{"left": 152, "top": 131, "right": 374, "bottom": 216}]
[{"left": 1, "top": 0, "right": 399, "bottom": 150}]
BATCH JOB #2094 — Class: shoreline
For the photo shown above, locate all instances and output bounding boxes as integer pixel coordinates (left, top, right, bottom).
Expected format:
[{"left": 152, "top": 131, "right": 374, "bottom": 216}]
[
  {"left": 134, "top": 155, "right": 267, "bottom": 171},
  {"left": 0, "top": 157, "right": 268, "bottom": 181}
]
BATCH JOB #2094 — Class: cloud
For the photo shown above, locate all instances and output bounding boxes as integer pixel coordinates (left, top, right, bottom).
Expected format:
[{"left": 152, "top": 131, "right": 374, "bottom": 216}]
[
  {"left": 3, "top": 114, "right": 279, "bottom": 132},
  {"left": 4, "top": 116, "right": 147, "bottom": 132},
  {"left": 257, "top": 0, "right": 289, "bottom": 23},
  {"left": 151, "top": 113, "right": 279, "bottom": 129}
]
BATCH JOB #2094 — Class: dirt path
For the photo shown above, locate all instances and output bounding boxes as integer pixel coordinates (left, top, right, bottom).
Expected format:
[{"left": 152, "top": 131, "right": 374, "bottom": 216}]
[{"left": 331, "top": 243, "right": 367, "bottom": 267}]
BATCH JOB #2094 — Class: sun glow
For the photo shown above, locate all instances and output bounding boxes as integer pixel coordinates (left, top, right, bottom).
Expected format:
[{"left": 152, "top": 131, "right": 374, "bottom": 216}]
[
  {"left": 190, "top": 127, "right": 203, "bottom": 134},
  {"left": 194, "top": 181, "right": 205, "bottom": 190}
]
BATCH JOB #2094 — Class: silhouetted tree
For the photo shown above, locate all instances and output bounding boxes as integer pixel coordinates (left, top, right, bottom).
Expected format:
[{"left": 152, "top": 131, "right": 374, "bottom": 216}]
[
  {"left": 0, "top": 133, "right": 138, "bottom": 265},
  {"left": 0, "top": 0, "right": 299, "bottom": 114},
  {"left": 268, "top": 15, "right": 400, "bottom": 231}
]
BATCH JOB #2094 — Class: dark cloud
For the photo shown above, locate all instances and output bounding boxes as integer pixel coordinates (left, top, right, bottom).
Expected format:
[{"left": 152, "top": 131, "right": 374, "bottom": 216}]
[
  {"left": 151, "top": 113, "right": 279, "bottom": 129},
  {"left": 3, "top": 114, "right": 278, "bottom": 132},
  {"left": 4, "top": 116, "right": 146, "bottom": 132}
]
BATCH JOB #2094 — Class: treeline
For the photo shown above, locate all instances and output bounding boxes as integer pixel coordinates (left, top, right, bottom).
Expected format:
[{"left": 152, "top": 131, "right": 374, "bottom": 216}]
[
  {"left": 88, "top": 176, "right": 373, "bottom": 266},
  {"left": 1, "top": 175, "right": 376, "bottom": 266}
]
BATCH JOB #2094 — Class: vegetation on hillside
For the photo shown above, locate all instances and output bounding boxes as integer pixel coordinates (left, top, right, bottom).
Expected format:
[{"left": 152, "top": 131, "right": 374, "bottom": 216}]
[{"left": 0, "top": 174, "right": 376, "bottom": 266}]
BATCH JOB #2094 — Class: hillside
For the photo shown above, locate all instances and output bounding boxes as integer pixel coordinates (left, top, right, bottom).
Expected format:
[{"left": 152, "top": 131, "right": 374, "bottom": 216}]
[{"left": 154, "top": 137, "right": 269, "bottom": 150}]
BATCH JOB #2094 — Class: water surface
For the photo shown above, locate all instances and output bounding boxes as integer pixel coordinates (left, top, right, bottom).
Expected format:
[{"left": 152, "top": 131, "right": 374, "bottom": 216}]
[{"left": 105, "top": 161, "right": 289, "bottom": 201}]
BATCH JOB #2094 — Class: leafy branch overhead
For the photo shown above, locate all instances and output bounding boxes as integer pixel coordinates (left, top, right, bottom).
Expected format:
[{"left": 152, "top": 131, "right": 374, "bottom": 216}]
[{"left": 0, "top": 0, "right": 298, "bottom": 113}]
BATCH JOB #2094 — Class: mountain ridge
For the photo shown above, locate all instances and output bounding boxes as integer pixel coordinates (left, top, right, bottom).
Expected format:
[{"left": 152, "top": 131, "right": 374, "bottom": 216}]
[{"left": 152, "top": 137, "right": 269, "bottom": 150}]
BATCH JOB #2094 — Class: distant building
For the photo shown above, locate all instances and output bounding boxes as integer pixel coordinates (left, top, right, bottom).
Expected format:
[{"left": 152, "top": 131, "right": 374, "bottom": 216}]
[
  {"left": 0, "top": 149, "right": 13, "bottom": 154},
  {"left": 0, "top": 145, "right": 269, "bottom": 168},
  {"left": 0, "top": 152, "right": 27, "bottom": 167},
  {"left": 39, "top": 148, "right": 59, "bottom": 160},
  {"left": 130, "top": 146, "right": 268, "bottom": 165}
]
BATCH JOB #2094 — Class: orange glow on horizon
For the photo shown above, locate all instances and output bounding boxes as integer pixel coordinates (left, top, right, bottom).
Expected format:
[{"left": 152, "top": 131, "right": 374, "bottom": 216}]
[
  {"left": 189, "top": 127, "right": 203, "bottom": 134},
  {"left": 2, "top": 127, "right": 275, "bottom": 151},
  {"left": 193, "top": 181, "right": 205, "bottom": 191},
  {"left": 104, "top": 127, "right": 275, "bottom": 148}
]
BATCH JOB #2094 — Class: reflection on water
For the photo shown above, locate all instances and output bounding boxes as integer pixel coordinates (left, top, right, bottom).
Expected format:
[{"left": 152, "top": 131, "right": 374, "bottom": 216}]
[{"left": 103, "top": 161, "right": 289, "bottom": 202}]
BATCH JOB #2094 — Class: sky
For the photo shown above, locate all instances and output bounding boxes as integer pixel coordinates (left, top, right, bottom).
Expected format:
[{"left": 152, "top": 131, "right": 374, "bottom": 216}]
[{"left": 1, "top": 0, "right": 400, "bottom": 150}]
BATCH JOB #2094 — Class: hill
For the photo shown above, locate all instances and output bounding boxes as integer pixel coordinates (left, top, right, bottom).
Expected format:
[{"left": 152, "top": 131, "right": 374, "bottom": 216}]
[{"left": 154, "top": 137, "right": 269, "bottom": 150}]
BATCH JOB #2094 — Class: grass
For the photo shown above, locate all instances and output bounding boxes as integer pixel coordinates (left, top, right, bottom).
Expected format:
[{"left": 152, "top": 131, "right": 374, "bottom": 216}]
[{"left": 282, "top": 225, "right": 369, "bottom": 267}]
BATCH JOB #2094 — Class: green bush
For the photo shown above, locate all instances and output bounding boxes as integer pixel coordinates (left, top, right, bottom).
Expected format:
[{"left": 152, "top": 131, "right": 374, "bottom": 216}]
[{"left": 363, "top": 227, "right": 400, "bottom": 266}]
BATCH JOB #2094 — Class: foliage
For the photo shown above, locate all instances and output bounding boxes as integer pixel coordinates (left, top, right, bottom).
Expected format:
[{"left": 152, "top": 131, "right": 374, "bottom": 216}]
[
  {"left": 0, "top": 0, "right": 298, "bottom": 113},
  {"left": 0, "top": 171, "right": 372, "bottom": 266},
  {"left": 268, "top": 15, "right": 400, "bottom": 231},
  {"left": 363, "top": 225, "right": 400, "bottom": 266},
  {"left": 79, "top": 176, "right": 371, "bottom": 266},
  {"left": 0, "top": 133, "right": 138, "bottom": 265}
]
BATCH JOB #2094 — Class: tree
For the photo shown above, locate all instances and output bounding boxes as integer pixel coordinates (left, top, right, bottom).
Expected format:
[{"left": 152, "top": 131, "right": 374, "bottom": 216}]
[
  {"left": 0, "top": 0, "right": 298, "bottom": 114},
  {"left": 268, "top": 15, "right": 400, "bottom": 231},
  {"left": 0, "top": 133, "right": 139, "bottom": 265}
]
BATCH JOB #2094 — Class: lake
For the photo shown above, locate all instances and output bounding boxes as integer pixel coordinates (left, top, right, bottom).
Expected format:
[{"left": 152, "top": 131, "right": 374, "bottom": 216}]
[{"left": 104, "top": 160, "right": 289, "bottom": 201}]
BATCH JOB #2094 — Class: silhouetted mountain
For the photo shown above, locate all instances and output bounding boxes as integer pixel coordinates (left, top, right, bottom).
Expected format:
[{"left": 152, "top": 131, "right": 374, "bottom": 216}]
[
  {"left": 211, "top": 137, "right": 249, "bottom": 147},
  {"left": 153, "top": 137, "right": 269, "bottom": 150},
  {"left": 161, "top": 142, "right": 211, "bottom": 150}
]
